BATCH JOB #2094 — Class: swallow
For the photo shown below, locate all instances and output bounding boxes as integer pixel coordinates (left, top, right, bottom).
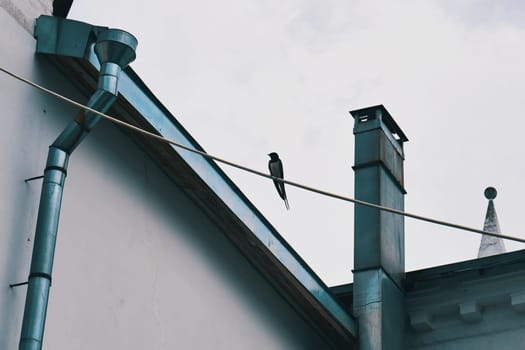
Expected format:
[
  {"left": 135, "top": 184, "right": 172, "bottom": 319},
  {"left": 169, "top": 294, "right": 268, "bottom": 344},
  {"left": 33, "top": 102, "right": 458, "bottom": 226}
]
[{"left": 268, "top": 152, "right": 289, "bottom": 210}]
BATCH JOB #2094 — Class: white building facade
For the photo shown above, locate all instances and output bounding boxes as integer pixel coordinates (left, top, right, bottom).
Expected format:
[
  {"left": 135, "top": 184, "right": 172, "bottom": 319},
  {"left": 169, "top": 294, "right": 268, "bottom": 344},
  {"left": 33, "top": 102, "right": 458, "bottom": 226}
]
[
  {"left": 3, "top": 2, "right": 525, "bottom": 350},
  {"left": 0, "top": 2, "right": 355, "bottom": 349}
]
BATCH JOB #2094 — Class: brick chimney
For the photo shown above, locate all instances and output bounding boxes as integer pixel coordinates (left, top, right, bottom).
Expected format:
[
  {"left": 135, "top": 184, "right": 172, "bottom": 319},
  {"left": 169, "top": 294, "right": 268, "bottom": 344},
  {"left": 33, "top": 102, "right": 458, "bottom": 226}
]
[{"left": 350, "top": 105, "right": 408, "bottom": 350}]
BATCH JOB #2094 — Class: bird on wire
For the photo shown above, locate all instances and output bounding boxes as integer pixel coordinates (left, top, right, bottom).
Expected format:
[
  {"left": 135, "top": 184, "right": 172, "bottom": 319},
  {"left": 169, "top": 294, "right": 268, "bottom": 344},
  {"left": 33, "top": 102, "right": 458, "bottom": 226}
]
[{"left": 268, "top": 152, "right": 290, "bottom": 210}]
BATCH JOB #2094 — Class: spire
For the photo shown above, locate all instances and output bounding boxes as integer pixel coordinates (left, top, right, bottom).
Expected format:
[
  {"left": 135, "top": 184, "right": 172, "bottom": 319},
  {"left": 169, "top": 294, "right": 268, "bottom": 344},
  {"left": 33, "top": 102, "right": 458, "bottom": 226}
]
[{"left": 478, "top": 187, "right": 506, "bottom": 258}]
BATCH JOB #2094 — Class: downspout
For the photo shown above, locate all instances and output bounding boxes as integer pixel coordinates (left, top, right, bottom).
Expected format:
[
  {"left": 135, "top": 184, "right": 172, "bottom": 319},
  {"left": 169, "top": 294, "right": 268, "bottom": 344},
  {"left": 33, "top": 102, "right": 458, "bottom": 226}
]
[{"left": 19, "top": 29, "right": 137, "bottom": 350}]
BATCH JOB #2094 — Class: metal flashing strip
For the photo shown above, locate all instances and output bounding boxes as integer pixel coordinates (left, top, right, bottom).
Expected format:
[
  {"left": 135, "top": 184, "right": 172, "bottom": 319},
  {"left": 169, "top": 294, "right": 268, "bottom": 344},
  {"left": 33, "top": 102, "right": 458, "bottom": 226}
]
[{"left": 85, "top": 53, "right": 356, "bottom": 336}]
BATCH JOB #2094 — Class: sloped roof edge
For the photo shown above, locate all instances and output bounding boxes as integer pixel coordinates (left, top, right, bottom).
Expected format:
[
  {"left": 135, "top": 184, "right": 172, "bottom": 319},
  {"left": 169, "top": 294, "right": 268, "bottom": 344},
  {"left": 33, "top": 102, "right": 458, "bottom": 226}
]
[{"left": 34, "top": 16, "right": 356, "bottom": 348}]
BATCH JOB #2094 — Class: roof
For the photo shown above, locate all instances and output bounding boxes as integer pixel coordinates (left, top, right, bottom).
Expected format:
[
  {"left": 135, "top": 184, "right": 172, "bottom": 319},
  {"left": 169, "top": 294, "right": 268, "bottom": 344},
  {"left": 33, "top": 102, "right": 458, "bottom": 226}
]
[
  {"left": 52, "top": 0, "right": 73, "bottom": 18},
  {"left": 405, "top": 249, "right": 525, "bottom": 290},
  {"left": 34, "top": 15, "right": 356, "bottom": 348},
  {"left": 331, "top": 249, "right": 525, "bottom": 304}
]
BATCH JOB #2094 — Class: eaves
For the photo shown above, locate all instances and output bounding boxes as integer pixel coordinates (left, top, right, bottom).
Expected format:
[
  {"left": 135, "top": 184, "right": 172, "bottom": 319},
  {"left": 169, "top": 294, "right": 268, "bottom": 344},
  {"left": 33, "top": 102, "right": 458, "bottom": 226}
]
[{"left": 34, "top": 15, "right": 357, "bottom": 349}]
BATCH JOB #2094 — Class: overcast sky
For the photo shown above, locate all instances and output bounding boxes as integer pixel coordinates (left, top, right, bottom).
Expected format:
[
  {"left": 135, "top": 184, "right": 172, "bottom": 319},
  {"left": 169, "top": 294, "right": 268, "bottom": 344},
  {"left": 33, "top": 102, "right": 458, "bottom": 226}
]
[{"left": 70, "top": 1, "right": 525, "bottom": 286}]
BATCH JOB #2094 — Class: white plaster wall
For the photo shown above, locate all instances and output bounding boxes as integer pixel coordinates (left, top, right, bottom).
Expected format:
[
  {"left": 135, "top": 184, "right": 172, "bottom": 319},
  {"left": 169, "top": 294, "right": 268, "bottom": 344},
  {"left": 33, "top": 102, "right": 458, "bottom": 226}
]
[
  {"left": 0, "top": 0, "right": 52, "bottom": 33},
  {"left": 0, "top": 8, "right": 332, "bottom": 349}
]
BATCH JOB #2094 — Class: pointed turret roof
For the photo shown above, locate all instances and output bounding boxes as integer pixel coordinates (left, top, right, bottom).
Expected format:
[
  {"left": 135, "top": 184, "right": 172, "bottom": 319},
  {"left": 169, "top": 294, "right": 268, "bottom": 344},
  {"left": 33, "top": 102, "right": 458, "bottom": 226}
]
[{"left": 478, "top": 187, "right": 506, "bottom": 258}]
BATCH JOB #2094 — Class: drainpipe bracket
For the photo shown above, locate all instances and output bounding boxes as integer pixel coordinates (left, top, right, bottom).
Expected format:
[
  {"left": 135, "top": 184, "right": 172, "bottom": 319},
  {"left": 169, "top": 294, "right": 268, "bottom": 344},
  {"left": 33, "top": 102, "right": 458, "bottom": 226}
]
[
  {"left": 9, "top": 281, "right": 29, "bottom": 288},
  {"left": 24, "top": 175, "right": 44, "bottom": 183}
]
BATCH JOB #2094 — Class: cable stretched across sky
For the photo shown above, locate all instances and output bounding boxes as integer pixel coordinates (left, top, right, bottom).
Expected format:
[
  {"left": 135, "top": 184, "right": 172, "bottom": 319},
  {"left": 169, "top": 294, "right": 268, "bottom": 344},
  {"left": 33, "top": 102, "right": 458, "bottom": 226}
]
[{"left": 1, "top": 65, "right": 524, "bottom": 244}]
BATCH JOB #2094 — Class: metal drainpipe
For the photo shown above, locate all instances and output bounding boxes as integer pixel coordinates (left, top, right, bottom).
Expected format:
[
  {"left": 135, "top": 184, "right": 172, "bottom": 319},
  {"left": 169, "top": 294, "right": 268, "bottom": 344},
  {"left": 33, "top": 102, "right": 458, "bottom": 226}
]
[{"left": 19, "top": 29, "right": 137, "bottom": 350}]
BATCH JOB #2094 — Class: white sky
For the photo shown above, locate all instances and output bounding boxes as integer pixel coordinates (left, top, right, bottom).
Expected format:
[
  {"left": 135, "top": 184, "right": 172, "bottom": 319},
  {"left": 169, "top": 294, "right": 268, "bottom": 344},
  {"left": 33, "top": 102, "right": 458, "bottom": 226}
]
[{"left": 70, "top": 1, "right": 525, "bottom": 286}]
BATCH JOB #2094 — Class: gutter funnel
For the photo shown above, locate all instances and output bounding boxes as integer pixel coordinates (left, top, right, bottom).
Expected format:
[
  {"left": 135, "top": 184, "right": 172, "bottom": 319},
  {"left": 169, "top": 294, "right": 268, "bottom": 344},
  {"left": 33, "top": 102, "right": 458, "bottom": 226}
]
[
  {"left": 52, "top": 29, "right": 137, "bottom": 152},
  {"left": 19, "top": 28, "right": 137, "bottom": 350},
  {"left": 95, "top": 29, "right": 137, "bottom": 69}
]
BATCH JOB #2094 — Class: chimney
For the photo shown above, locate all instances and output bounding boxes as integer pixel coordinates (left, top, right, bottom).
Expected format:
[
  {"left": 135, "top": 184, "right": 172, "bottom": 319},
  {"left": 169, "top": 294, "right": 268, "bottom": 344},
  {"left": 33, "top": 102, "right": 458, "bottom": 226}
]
[{"left": 350, "top": 105, "right": 408, "bottom": 350}]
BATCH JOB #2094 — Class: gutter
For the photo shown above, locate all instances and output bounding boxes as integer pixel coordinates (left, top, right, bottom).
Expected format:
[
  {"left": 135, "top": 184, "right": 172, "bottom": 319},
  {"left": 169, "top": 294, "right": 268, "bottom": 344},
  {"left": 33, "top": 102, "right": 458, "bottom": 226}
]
[{"left": 19, "top": 20, "right": 137, "bottom": 350}]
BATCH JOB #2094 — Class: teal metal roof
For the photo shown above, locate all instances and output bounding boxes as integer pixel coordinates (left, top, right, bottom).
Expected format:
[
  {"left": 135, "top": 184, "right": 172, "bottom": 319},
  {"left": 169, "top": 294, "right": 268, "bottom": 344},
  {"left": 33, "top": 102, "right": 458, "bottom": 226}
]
[
  {"left": 34, "top": 15, "right": 356, "bottom": 347},
  {"left": 405, "top": 249, "right": 525, "bottom": 290}
]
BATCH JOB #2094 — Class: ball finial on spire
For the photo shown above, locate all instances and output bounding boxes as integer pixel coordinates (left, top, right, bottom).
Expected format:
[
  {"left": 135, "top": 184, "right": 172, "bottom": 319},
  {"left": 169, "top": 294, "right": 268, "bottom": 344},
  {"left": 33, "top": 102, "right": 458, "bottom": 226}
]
[{"left": 484, "top": 187, "right": 497, "bottom": 200}]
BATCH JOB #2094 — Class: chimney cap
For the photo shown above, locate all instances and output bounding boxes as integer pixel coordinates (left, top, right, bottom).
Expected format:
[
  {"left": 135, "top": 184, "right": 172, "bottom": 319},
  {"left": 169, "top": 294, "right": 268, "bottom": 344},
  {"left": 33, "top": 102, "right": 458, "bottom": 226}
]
[{"left": 350, "top": 104, "right": 408, "bottom": 142}]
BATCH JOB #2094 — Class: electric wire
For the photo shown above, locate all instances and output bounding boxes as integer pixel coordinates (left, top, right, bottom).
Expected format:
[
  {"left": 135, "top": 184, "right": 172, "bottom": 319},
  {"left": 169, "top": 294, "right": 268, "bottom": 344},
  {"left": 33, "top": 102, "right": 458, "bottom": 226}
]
[{"left": 1, "top": 65, "right": 524, "bottom": 244}]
